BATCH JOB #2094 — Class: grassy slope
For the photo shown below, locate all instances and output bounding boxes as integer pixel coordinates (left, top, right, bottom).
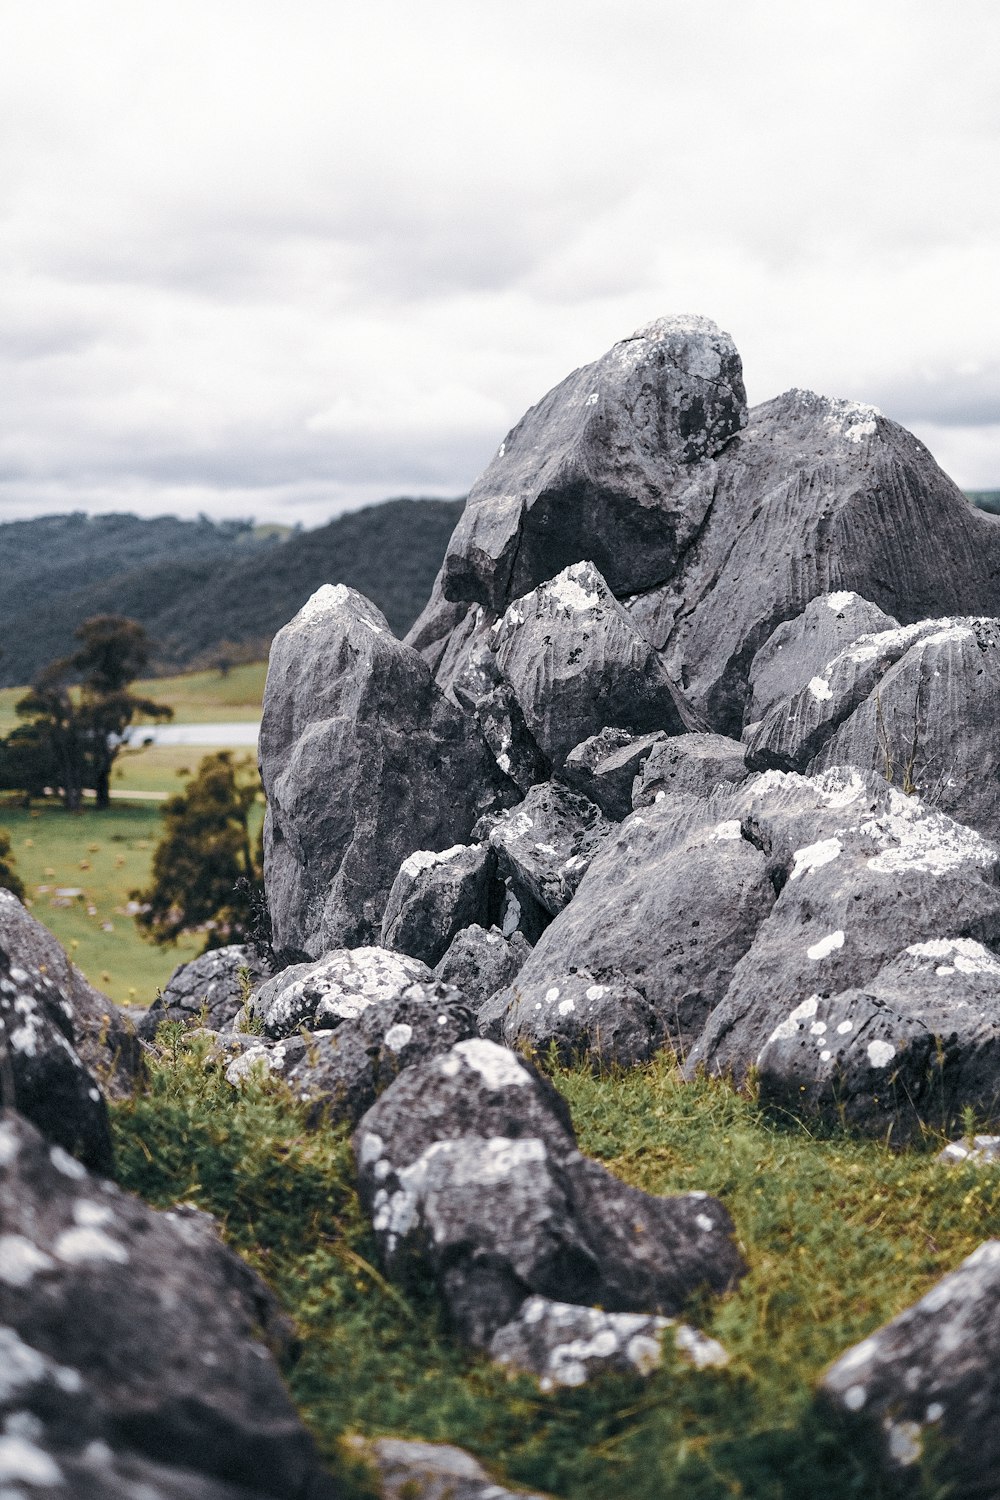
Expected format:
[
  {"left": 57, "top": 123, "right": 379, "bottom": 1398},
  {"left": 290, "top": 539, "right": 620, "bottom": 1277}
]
[
  {"left": 0, "top": 661, "right": 267, "bottom": 735},
  {"left": 113, "top": 1045, "right": 992, "bottom": 1499}
]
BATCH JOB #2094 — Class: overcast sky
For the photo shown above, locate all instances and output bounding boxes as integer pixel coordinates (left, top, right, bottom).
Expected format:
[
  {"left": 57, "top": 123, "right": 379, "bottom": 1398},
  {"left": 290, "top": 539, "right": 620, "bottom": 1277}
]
[{"left": 1, "top": 0, "right": 997, "bottom": 527}]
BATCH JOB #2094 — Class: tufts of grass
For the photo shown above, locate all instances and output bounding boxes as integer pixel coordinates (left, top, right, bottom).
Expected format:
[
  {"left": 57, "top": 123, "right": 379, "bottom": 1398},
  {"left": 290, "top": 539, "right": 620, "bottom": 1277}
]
[{"left": 110, "top": 1040, "right": 997, "bottom": 1497}]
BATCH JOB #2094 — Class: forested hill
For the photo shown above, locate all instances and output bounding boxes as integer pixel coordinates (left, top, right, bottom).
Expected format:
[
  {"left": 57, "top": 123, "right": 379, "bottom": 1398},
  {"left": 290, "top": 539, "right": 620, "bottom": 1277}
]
[{"left": 0, "top": 498, "right": 464, "bottom": 687}]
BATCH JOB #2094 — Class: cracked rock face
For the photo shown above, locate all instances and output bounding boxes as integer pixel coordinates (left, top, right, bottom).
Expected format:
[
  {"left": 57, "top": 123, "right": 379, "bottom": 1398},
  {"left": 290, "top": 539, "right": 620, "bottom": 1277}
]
[
  {"left": 485, "top": 781, "right": 611, "bottom": 919},
  {"left": 685, "top": 768, "right": 1000, "bottom": 1110},
  {"left": 259, "top": 584, "right": 514, "bottom": 958},
  {"left": 747, "top": 616, "right": 1000, "bottom": 845},
  {"left": 433, "top": 924, "right": 532, "bottom": 1008},
  {"left": 821, "top": 1239, "right": 1000, "bottom": 1495},
  {"left": 627, "top": 388, "right": 1000, "bottom": 735},
  {"left": 353, "top": 1040, "right": 744, "bottom": 1348},
  {"left": 435, "top": 315, "right": 747, "bottom": 614},
  {"left": 0, "top": 1110, "right": 335, "bottom": 1498},
  {"left": 227, "top": 978, "right": 476, "bottom": 1127},
  {"left": 137, "top": 944, "right": 274, "bottom": 1039},
  {"left": 560, "top": 728, "right": 667, "bottom": 822}
]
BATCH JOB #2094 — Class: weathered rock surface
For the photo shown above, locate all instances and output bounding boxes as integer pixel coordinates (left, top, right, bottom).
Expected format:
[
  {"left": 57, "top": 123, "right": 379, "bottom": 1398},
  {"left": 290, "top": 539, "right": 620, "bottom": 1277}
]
[
  {"left": 631, "top": 731, "right": 749, "bottom": 811},
  {"left": 560, "top": 728, "right": 666, "bottom": 821},
  {"left": 489, "top": 1295, "right": 728, "bottom": 1391},
  {"left": 748, "top": 616, "right": 1000, "bottom": 844},
  {"left": 451, "top": 634, "right": 550, "bottom": 793},
  {"left": 0, "top": 889, "right": 142, "bottom": 1099},
  {"left": 433, "top": 924, "right": 532, "bottom": 1007},
  {"left": 354, "top": 1040, "right": 744, "bottom": 1348},
  {"left": 502, "top": 794, "right": 776, "bottom": 1056},
  {"left": 756, "top": 936, "right": 1000, "bottom": 1139},
  {"left": 746, "top": 591, "right": 899, "bottom": 725},
  {"left": 821, "top": 1239, "right": 1000, "bottom": 1494},
  {"left": 487, "top": 562, "right": 691, "bottom": 771},
  {"left": 1, "top": 899, "right": 114, "bottom": 1173},
  {"left": 484, "top": 781, "right": 610, "bottom": 919},
  {"left": 432, "top": 315, "right": 747, "bottom": 614},
  {"left": 0, "top": 1110, "right": 335, "bottom": 1498},
  {"left": 226, "top": 980, "right": 477, "bottom": 1126},
  {"left": 138, "top": 944, "right": 274, "bottom": 1040},
  {"left": 347, "top": 1435, "right": 550, "bottom": 1500},
  {"left": 480, "top": 966, "right": 658, "bottom": 1069},
  {"left": 627, "top": 388, "right": 1000, "bottom": 734},
  {"left": 380, "top": 844, "right": 495, "bottom": 967},
  {"left": 260, "top": 584, "right": 513, "bottom": 958},
  {"left": 938, "top": 1133, "right": 1000, "bottom": 1167},
  {"left": 686, "top": 769, "right": 1000, "bottom": 1100},
  {"left": 251, "top": 946, "right": 437, "bottom": 1039}
]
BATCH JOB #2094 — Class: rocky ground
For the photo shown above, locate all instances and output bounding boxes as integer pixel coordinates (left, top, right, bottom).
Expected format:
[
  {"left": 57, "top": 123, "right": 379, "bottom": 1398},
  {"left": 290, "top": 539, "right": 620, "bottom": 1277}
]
[{"left": 4, "top": 314, "right": 1000, "bottom": 1496}]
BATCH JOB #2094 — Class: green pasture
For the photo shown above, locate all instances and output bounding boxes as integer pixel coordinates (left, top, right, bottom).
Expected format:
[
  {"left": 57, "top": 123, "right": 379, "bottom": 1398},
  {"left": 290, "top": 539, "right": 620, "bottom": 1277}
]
[{"left": 0, "top": 659, "right": 267, "bottom": 735}]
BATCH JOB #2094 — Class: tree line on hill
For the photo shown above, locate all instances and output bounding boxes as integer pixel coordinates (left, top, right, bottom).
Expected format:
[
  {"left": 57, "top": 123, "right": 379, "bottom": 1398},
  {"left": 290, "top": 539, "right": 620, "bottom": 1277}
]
[{"left": 0, "top": 497, "right": 464, "bottom": 687}]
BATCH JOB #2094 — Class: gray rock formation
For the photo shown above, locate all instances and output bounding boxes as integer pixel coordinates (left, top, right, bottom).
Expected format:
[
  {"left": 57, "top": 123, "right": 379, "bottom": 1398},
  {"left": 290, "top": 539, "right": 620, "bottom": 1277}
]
[
  {"left": 480, "top": 966, "right": 658, "bottom": 1069},
  {"left": 0, "top": 888, "right": 142, "bottom": 1099},
  {"left": 489, "top": 1295, "right": 728, "bottom": 1391},
  {"left": 484, "top": 781, "right": 611, "bottom": 919},
  {"left": 560, "top": 728, "right": 666, "bottom": 821},
  {"left": 746, "top": 591, "right": 899, "bottom": 725},
  {"left": 354, "top": 1039, "right": 744, "bottom": 1348},
  {"left": 434, "top": 315, "right": 747, "bottom": 614},
  {"left": 380, "top": 843, "right": 495, "bottom": 967},
  {"left": 0, "top": 1110, "right": 335, "bottom": 1498},
  {"left": 631, "top": 731, "right": 749, "bottom": 810},
  {"left": 250, "top": 945, "right": 436, "bottom": 1039},
  {"left": 501, "top": 794, "right": 776, "bottom": 1056},
  {"left": 346, "top": 1435, "right": 551, "bottom": 1500},
  {"left": 433, "top": 924, "right": 531, "bottom": 1007},
  {"left": 487, "top": 562, "right": 691, "bottom": 771},
  {"left": 226, "top": 980, "right": 477, "bottom": 1126},
  {"left": 259, "top": 584, "right": 513, "bottom": 958},
  {"left": 627, "top": 388, "right": 1000, "bottom": 734},
  {"left": 137, "top": 943, "right": 273, "bottom": 1039},
  {"left": 747, "top": 616, "right": 1000, "bottom": 844},
  {"left": 685, "top": 768, "right": 1000, "bottom": 1098},
  {"left": 755, "top": 938, "right": 1000, "bottom": 1140},
  {"left": 821, "top": 1239, "right": 1000, "bottom": 1495}
]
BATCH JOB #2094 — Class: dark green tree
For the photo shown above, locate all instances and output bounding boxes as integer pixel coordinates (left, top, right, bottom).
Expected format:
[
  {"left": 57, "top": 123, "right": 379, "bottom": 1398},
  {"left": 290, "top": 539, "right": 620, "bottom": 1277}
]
[
  {"left": 0, "top": 828, "right": 25, "bottom": 902},
  {"left": 11, "top": 616, "right": 172, "bottom": 810},
  {"left": 132, "top": 752, "right": 264, "bottom": 951}
]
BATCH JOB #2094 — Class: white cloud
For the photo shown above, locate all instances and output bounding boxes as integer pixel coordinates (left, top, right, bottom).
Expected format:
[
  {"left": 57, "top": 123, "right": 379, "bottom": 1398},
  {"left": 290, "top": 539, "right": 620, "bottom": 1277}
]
[{"left": 0, "top": 0, "right": 997, "bottom": 524}]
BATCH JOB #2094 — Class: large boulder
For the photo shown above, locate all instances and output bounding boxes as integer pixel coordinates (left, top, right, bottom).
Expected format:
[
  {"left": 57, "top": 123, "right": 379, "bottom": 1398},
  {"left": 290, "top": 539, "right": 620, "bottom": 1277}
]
[
  {"left": 0, "top": 1110, "right": 335, "bottom": 1498},
  {"left": 747, "top": 616, "right": 1000, "bottom": 844},
  {"left": 433, "top": 924, "right": 532, "bottom": 1007},
  {"left": 745, "top": 591, "right": 899, "bottom": 725},
  {"left": 820, "top": 1240, "right": 1000, "bottom": 1495},
  {"left": 353, "top": 1039, "right": 744, "bottom": 1348},
  {"left": 433, "top": 315, "right": 747, "bottom": 614},
  {"left": 0, "top": 888, "right": 142, "bottom": 1099},
  {"left": 559, "top": 728, "right": 667, "bottom": 821},
  {"left": 631, "top": 731, "right": 749, "bottom": 810},
  {"left": 484, "top": 781, "right": 611, "bottom": 919},
  {"left": 627, "top": 388, "right": 1000, "bottom": 734},
  {"left": 259, "top": 584, "right": 513, "bottom": 958},
  {"left": 137, "top": 943, "right": 274, "bottom": 1039},
  {"left": 380, "top": 844, "right": 495, "bottom": 967},
  {"left": 499, "top": 793, "right": 776, "bottom": 1056},
  {"left": 249, "top": 945, "right": 436, "bottom": 1039},
  {"left": 481, "top": 965, "right": 658, "bottom": 1069},
  {"left": 685, "top": 768, "right": 1000, "bottom": 1102}
]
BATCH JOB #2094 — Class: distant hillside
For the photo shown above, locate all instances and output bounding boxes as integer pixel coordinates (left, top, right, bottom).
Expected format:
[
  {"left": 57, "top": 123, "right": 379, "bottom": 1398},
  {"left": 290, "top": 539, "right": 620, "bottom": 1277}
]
[
  {"left": 0, "top": 499, "right": 463, "bottom": 688},
  {"left": 968, "top": 490, "right": 1000, "bottom": 515}
]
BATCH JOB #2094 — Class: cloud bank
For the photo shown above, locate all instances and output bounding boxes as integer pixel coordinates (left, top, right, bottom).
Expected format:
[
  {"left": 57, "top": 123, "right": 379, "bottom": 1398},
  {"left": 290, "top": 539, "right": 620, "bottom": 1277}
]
[{"left": 0, "top": 0, "right": 997, "bottom": 526}]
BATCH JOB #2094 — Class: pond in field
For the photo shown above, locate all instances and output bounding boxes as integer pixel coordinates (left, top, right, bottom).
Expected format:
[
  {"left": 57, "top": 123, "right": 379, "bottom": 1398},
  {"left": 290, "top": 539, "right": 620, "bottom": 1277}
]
[{"left": 125, "top": 721, "right": 260, "bottom": 747}]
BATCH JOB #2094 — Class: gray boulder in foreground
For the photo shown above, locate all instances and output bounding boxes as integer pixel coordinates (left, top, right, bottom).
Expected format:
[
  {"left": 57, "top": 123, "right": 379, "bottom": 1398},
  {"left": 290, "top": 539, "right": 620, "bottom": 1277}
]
[
  {"left": 260, "top": 584, "right": 513, "bottom": 958},
  {"left": 746, "top": 590, "right": 899, "bottom": 725},
  {"left": 0, "top": 1110, "right": 334, "bottom": 1498},
  {"left": 821, "top": 1240, "right": 1000, "bottom": 1494},
  {"left": 250, "top": 945, "right": 436, "bottom": 1039},
  {"left": 354, "top": 1040, "right": 744, "bottom": 1348},
  {"left": 489, "top": 1295, "right": 728, "bottom": 1391},
  {"left": 138, "top": 943, "right": 274, "bottom": 1040},
  {"left": 346, "top": 1436, "right": 551, "bottom": 1500},
  {"left": 435, "top": 315, "right": 747, "bottom": 613}
]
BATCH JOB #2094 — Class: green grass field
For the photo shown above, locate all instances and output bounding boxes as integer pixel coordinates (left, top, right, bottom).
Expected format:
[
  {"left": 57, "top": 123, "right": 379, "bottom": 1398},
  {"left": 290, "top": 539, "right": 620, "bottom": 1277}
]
[{"left": 0, "top": 665, "right": 267, "bottom": 1001}]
